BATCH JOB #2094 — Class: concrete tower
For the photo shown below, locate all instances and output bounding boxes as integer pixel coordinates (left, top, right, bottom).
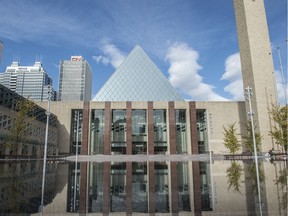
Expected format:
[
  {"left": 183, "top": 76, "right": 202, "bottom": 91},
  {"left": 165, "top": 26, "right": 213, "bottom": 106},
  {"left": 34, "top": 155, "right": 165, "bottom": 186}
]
[{"left": 234, "top": 0, "right": 277, "bottom": 152}]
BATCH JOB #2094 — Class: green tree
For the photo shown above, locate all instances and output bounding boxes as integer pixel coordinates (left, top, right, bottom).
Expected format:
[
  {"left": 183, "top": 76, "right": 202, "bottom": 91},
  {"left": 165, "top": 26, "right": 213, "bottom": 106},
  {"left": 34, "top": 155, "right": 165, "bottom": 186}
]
[
  {"left": 4, "top": 98, "right": 35, "bottom": 155},
  {"left": 226, "top": 161, "right": 243, "bottom": 194},
  {"left": 223, "top": 123, "right": 241, "bottom": 155},
  {"left": 268, "top": 104, "right": 287, "bottom": 151},
  {"left": 242, "top": 120, "right": 262, "bottom": 153}
]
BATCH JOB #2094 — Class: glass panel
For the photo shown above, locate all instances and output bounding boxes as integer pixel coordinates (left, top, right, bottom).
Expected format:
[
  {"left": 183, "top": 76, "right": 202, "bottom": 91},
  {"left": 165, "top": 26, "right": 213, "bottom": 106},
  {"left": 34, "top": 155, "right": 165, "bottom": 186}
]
[
  {"left": 200, "top": 162, "right": 213, "bottom": 211},
  {"left": 132, "top": 162, "right": 147, "bottom": 212},
  {"left": 88, "top": 163, "right": 104, "bottom": 212},
  {"left": 70, "top": 110, "right": 83, "bottom": 154},
  {"left": 111, "top": 110, "right": 126, "bottom": 155},
  {"left": 90, "top": 110, "right": 105, "bottom": 154},
  {"left": 132, "top": 110, "right": 147, "bottom": 154},
  {"left": 153, "top": 110, "right": 167, "bottom": 154},
  {"left": 175, "top": 109, "right": 187, "bottom": 154},
  {"left": 178, "top": 162, "right": 191, "bottom": 211},
  {"left": 110, "top": 162, "right": 126, "bottom": 212},
  {"left": 155, "top": 162, "right": 169, "bottom": 212},
  {"left": 197, "top": 110, "right": 207, "bottom": 153},
  {"left": 67, "top": 162, "right": 80, "bottom": 212}
]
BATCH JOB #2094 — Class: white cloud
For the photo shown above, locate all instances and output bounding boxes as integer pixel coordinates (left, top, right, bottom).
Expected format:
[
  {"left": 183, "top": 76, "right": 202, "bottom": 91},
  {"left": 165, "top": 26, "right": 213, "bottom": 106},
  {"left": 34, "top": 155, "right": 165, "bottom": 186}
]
[
  {"left": 93, "top": 44, "right": 126, "bottom": 69},
  {"left": 221, "top": 52, "right": 244, "bottom": 100},
  {"left": 166, "top": 42, "right": 227, "bottom": 101},
  {"left": 92, "top": 55, "right": 109, "bottom": 65}
]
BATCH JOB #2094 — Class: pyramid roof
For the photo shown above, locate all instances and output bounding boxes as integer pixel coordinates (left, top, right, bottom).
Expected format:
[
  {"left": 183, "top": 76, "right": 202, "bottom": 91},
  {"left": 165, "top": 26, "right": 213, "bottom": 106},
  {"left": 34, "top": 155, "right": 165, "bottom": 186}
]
[{"left": 93, "top": 45, "right": 183, "bottom": 101}]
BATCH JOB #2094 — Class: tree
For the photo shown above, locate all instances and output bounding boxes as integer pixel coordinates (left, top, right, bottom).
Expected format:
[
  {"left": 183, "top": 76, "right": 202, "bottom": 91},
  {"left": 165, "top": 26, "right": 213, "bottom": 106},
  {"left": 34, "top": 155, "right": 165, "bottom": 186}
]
[
  {"left": 4, "top": 98, "right": 35, "bottom": 155},
  {"left": 226, "top": 161, "right": 243, "bottom": 194},
  {"left": 223, "top": 123, "right": 241, "bottom": 155},
  {"left": 268, "top": 104, "right": 287, "bottom": 151},
  {"left": 242, "top": 120, "right": 262, "bottom": 153}
]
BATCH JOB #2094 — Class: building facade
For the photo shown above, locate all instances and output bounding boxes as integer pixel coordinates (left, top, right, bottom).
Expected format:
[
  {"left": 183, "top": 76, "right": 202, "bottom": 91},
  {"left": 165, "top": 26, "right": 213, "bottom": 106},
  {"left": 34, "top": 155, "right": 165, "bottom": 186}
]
[
  {"left": 58, "top": 56, "right": 92, "bottom": 101},
  {"left": 0, "top": 61, "right": 57, "bottom": 101},
  {"left": 0, "top": 84, "right": 58, "bottom": 157}
]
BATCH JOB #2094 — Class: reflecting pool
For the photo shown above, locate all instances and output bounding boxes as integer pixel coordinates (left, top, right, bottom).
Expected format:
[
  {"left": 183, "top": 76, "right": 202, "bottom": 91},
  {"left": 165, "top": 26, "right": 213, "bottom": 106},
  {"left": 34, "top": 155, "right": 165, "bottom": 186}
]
[{"left": 0, "top": 158, "right": 287, "bottom": 215}]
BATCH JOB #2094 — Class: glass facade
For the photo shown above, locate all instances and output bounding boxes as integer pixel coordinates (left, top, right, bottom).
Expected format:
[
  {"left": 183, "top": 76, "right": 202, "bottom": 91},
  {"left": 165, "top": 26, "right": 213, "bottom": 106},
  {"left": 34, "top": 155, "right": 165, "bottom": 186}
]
[
  {"left": 67, "top": 162, "right": 80, "bottom": 212},
  {"left": 110, "top": 162, "right": 126, "bottom": 212},
  {"left": 111, "top": 110, "right": 127, "bottom": 155},
  {"left": 153, "top": 110, "right": 167, "bottom": 154},
  {"left": 200, "top": 162, "right": 213, "bottom": 211},
  {"left": 197, "top": 110, "right": 208, "bottom": 153},
  {"left": 83, "top": 105, "right": 206, "bottom": 156},
  {"left": 132, "top": 162, "right": 147, "bottom": 212},
  {"left": 175, "top": 109, "right": 187, "bottom": 154},
  {"left": 0, "top": 61, "right": 56, "bottom": 101},
  {"left": 132, "top": 110, "right": 147, "bottom": 154},
  {"left": 178, "top": 162, "right": 191, "bottom": 211},
  {"left": 155, "top": 162, "right": 169, "bottom": 212},
  {"left": 90, "top": 109, "right": 105, "bottom": 154},
  {"left": 93, "top": 46, "right": 183, "bottom": 101},
  {"left": 58, "top": 56, "right": 92, "bottom": 101},
  {"left": 70, "top": 110, "right": 83, "bottom": 154},
  {"left": 88, "top": 163, "right": 104, "bottom": 212}
]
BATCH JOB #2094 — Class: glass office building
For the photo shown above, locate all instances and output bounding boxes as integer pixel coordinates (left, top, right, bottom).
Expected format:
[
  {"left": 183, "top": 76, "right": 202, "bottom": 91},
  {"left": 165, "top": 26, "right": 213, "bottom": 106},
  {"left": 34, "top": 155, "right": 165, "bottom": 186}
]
[
  {"left": 58, "top": 56, "right": 92, "bottom": 101},
  {"left": 0, "top": 61, "right": 56, "bottom": 101}
]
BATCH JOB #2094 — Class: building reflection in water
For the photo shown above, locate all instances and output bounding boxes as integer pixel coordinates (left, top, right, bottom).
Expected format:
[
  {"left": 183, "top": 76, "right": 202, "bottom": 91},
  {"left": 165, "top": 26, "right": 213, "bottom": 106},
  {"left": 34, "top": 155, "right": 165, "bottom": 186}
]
[
  {"left": 0, "top": 161, "right": 64, "bottom": 215},
  {"left": 67, "top": 161, "right": 205, "bottom": 215},
  {"left": 0, "top": 159, "right": 286, "bottom": 215}
]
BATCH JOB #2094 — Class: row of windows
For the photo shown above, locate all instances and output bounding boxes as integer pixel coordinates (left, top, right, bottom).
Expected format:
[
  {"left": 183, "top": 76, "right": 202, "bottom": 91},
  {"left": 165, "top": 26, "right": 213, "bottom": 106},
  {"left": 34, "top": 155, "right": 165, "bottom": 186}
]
[{"left": 72, "top": 109, "right": 201, "bottom": 155}]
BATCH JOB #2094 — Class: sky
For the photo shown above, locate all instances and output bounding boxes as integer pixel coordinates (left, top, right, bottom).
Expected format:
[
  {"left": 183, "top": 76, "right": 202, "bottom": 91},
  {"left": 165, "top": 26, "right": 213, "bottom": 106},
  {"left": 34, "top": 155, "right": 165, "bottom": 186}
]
[{"left": 0, "top": 0, "right": 287, "bottom": 103}]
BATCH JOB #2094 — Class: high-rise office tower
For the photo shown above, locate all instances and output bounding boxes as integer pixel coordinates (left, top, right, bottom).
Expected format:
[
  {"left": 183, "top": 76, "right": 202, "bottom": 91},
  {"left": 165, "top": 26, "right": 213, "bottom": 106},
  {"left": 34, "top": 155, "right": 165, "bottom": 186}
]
[
  {"left": 0, "top": 61, "right": 57, "bottom": 101},
  {"left": 58, "top": 56, "right": 92, "bottom": 101},
  {"left": 234, "top": 0, "right": 278, "bottom": 152}
]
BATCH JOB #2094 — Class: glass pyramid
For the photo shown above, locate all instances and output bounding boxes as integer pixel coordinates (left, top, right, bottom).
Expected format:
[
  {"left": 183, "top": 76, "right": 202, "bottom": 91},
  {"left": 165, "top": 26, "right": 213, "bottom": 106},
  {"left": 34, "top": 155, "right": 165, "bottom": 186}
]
[{"left": 93, "top": 45, "right": 184, "bottom": 101}]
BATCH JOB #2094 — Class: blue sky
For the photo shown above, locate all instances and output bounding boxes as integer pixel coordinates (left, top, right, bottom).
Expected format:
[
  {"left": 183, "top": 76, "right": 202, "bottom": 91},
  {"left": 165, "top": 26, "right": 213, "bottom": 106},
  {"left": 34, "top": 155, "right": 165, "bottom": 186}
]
[{"left": 0, "top": 0, "right": 286, "bottom": 103}]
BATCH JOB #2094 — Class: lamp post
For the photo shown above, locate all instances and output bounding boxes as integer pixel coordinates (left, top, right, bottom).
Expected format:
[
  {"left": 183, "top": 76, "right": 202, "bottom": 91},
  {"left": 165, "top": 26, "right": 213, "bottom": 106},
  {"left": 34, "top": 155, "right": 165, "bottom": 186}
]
[
  {"left": 245, "top": 86, "right": 262, "bottom": 216},
  {"left": 39, "top": 85, "right": 52, "bottom": 213}
]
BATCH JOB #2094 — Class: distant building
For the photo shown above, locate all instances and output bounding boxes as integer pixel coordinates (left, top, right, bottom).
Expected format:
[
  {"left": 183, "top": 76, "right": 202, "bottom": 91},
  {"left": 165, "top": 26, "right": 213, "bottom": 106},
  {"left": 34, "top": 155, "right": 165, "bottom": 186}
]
[
  {"left": 58, "top": 56, "right": 92, "bottom": 101},
  {"left": 0, "top": 61, "right": 57, "bottom": 101}
]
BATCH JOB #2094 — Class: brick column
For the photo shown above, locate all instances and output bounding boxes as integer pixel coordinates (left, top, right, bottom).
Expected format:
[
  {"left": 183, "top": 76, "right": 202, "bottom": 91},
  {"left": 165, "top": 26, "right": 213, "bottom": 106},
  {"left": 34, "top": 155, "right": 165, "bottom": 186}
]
[
  {"left": 126, "top": 161, "right": 132, "bottom": 215},
  {"left": 170, "top": 162, "right": 179, "bottom": 214},
  {"left": 79, "top": 162, "right": 88, "bottom": 215},
  {"left": 126, "top": 102, "right": 132, "bottom": 155},
  {"left": 193, "top": 161, "right": 202, "bottom": 216},
  {"left": 148, "top": 161, "right": 155, "bottom": 215},
  {"left": 189, "top": 102, "right": 198, "bottom": 154},
  {"left": 168, "top": 102, "right": 176, "bottom": 154},
  {"left": 104, "top": 102, "right": 111, "bottom": 155},
  {"left": 102, "top": 162, "right": 111, "bottom": 215},
  {"left": 81, "top": 102, "right": 90, "bottom": 155},
  {"left": 147, "top": 101, "right": 154, "bottom": 155}
]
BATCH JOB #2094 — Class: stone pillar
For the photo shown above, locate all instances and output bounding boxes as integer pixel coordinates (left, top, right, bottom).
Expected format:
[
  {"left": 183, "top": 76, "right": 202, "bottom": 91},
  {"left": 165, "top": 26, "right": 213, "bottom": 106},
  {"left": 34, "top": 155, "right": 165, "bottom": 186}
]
[
  {"left": 234, "top": 0, "right": 277, "bottom": 152},
  {"left": 104, "top": 102, "right": 111, "bottom": 155},
  {"left": 148, "top": 161, "right": 155, "bottom": 214},
  {"left": 81, "top": 102, "right": 90, "bottom": 155},
  {"left": 126, "top": 102, "right": 132, "bottom": 155},
  {"left": 102, "top": 162, "right": 111, "bottom": 215},
  {"left": 148, "top": 101, "right": 154, "bottom": 155},
  {"left": 168, "top": 101, "right": 176, "bottom": 154},
  {"left": 79, "top": 162, "right": 88, "bottom": 215},
  {"left": 126, "top": 161, "right": 132, "bottom": 215},
  {"left": 189, "top": 102, "right": 198, "bottom": 154}
]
